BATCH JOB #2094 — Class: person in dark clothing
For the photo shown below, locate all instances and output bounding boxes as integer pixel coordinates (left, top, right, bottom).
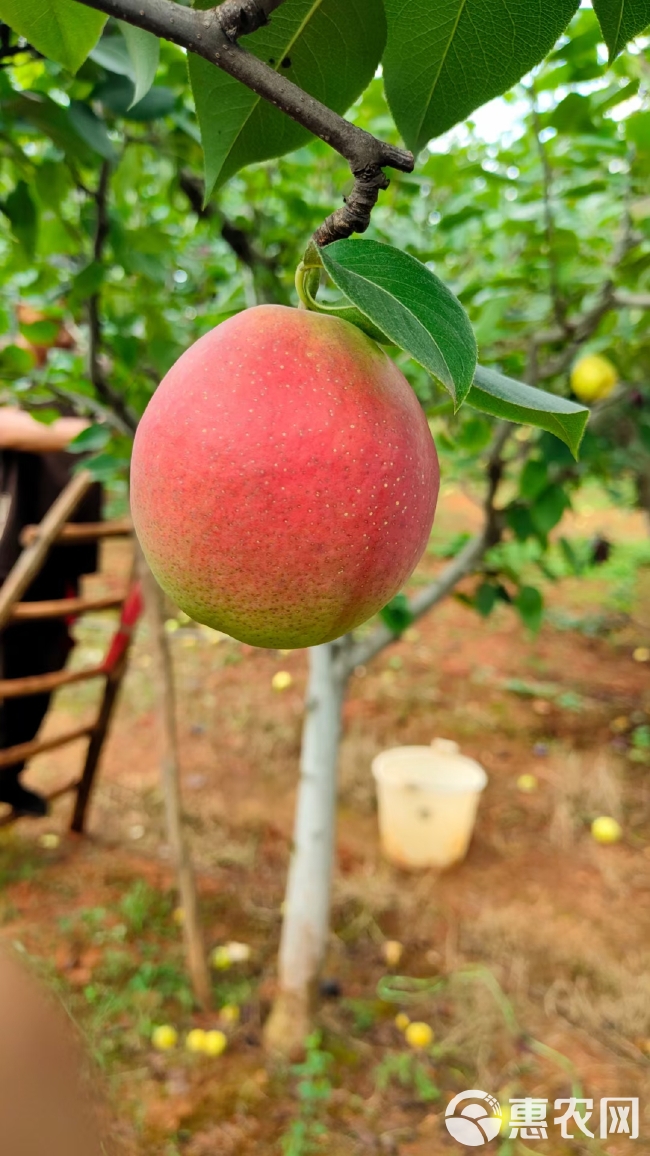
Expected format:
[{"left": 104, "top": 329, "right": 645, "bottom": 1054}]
[{"left": 0, "top": 408, "right": 102, "bottom": 815}]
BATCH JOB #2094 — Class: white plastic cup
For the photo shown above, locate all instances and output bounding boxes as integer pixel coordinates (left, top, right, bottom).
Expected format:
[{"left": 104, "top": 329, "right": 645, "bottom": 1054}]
[{"left": 371, "top": 739, "right": 488, "bottom": 870}]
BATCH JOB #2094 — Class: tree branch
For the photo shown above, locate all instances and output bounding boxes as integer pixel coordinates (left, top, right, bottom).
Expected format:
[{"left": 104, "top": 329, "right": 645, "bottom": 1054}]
[
  {"left": 342, "top": 423, "right": 512, "bottom": 674},
  {"left": 534, "top": 214, "right": 643, "bottom": 382},
  {"left": 78, "top": 0, "right": 413, "bottom": 243},
  {"left": 613, "top": 292, "right": 650, "bottom": 309},
  {"left": 87, "top": 162, "right": 139, "bottom": 434},
  {"left": 217, "top": 0, "right": 285, "bottom": 38},
  {"left": 530, "top": 93, "right": 568, "bottom": 333},
  {"left": 344, "top": 532, "right": 489, "bottom": 674},
  {"left": 178, "top": 169, "right": 287, "bottom": 302}
]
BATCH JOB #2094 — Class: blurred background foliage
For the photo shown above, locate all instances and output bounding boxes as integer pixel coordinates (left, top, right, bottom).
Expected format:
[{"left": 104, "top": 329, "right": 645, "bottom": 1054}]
[{"left": 0, "top": 4, "right": 648, "bottom": 631}]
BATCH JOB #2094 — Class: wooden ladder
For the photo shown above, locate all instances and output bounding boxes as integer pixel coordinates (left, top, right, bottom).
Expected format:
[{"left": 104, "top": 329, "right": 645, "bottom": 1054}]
[{"left": 0, "top": 471, "right": 141, "bottom": 832}]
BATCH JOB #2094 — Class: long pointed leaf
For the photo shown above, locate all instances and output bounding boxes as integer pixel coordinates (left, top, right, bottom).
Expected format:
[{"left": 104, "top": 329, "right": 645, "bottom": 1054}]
[
  {"left": 320, "top": 239, "right": 477, "bottom": 407},
  {"left": 382, "top": 0, "right": 580, "bottom": 151},
  {"left": 469, "top": 365, "right": 588, "bottom": 458},
  {"left": 0, "top": 0, "right": 105, "bottom": 73},
  {"left": 117, "top": 22, "right": 160, "bottom": 107},
  {"left": 592, "top": 0, "right": 650, "bottom": 59}
]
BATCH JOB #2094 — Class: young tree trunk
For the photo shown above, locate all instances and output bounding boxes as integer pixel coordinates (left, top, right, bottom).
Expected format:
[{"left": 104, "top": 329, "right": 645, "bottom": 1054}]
[
  {"left": 264, "top": 641, "right": 348, "bottom": 1055},
  {"left": 139, "top": 556, "right": 212, "bottom": 1008}
]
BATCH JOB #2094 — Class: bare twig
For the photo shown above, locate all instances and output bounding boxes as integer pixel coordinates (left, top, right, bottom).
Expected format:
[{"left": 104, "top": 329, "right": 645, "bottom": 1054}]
[
  {"left": 77, "top": 0, "right": 413, "bottom": 243},
  {"left": 139, "top": 551, "right": 212, "bottom": 1007},
  {"left": 534, "top": 213, "right": 643, "bottom": 381},
  {"left": 530, "top": 93, "right": 568, "bottom": 332},
  {"left": 178, "top": 169, "right": 283, "bottom": 302},
  {"left": 613, "top": 292, "right": 650, "bottom": 309},
  {"left": 343, "top": 422, "right": 513, "bottom": 674},
  {"left": 88, "top": 163, "right": 139, "bottom": 433},
  {"left": 344, "top": 533, "right": 489, "bottom": 673}
]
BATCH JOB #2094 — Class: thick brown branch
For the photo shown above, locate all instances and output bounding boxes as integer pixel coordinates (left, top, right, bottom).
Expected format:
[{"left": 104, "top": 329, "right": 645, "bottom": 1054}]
[
  {"left": 313, "top": 167, "right": 390, "bottom": 246},
  {"left": 218, "top": 0, "right": 285, "bottom": 39},
  {"left": 78, "top": 0, "right": 413, "bottom": 242}
]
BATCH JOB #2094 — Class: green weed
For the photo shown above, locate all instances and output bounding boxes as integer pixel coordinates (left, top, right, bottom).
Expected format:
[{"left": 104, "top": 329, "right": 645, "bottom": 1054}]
[
  {"left": 373, "top": 1051, "right": 440, "bottom": 1102},
  {"left": 119, "top": 879, "right": 175, "bottom": 937},
  {"left": 280, "top": 1032, "right": 333, "bottom": 1156}
]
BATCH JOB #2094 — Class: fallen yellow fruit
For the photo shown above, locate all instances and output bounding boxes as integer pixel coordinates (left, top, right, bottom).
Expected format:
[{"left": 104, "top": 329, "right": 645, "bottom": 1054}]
[
  {"left": 186, "top": 1029, "right": 207, "bottom": 1053},
  {"left": 610, "top": 716, "right": 629, "bottom": 733},
  {"left": 633, "top": 647, "right": 650, "bottom": 663},
  {"left": 219, "top": 1004, "right": 240, "bottom": 1025},
  {"left": 382, "top": 940, "right": 404, "bottom": 967},
  {"left": 211, "top": 946, "right": 232, "bottom": 970},
  {"left": 173, "top": 906, "right": 185, "bottom": 926},
  {"left": 39, "top": 833, "right": 60, "bottom": 849},
  {"left": 517, "top": 773, "right": 538, "bottom": 793},
  {"left": 152, "top": 1025, "right": 178, "bottom": 1051},
  {"left": 272, "top": 671, "right": 293, "bottom": 691},
  {"left": 404, "top": 1021, "right": 433, "bottom": 1050},
  {"left": 571, "top": 354, "right": 618, "bottom": 403},
  {"left": 395, "top": 1012, "right": 410, "bottom": 1032},
  {"left": 204, "top": 1029, "right": 227, "bottom": 1056},
  {"left": 591, "top": 816, "right": 622, "bottom": 845}
]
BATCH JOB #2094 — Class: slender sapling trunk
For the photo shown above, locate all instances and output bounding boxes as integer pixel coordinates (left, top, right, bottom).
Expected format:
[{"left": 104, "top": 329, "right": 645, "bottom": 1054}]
[{"left": 264, "top": 641, "right": 348, "bottom": 1054}]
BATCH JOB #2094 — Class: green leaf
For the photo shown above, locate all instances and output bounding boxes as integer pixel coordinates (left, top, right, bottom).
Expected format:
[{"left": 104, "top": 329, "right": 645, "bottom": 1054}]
[
  {"left": 117, "top": 22, "right": 160, "bottom": 107},
  {"left": 69, "top": 260, "right": 105, "bottom": 306},
  {"left": 530, "top": 486, "right": 569, "bottom": 535},
  {"left": 592, "top": 0, "right": 650, "bottom": 59},
  {"left": 506, "top": 506, "right": 536, "bottom": 542},
  {"left": 559, "top": 536, "right": 586, "bottom": 575},
  {"left": 319, "top": 239, "right": 477, "bottom": 407},
  {"left": 2, "top": 92, "right": 94, "bottom": 162},
  {"left": 68, "top": 101, "right": 116, "bottom": 160},
  {"left": 89, "top": 34, "right": 134, "bottom": 77},
  {"left": 382, "top": 0, "right": 580, "bottom": 151},
  {"left": 1, "top": 180, "right": 37, "bottom": 257},
  {"left": 379, "top": 593, "right": 414, "bottom": 635},
  {"left": 93, "top": 75, "right": 176, "bottom": 121},
  {"left": 19, "top": 319, "right": 59, "bottom": 344},
  {"left": 475, "top": 582, "right": 499, "bottom": 617},
  {"left": 515, "top": 585, "right": 544, "bottom": 633},
  {"left": 626, "top": 110, "right": 650, "bottom": 153},
  {"left": 67, "top": 424, "right": 110, "bottom": 454},
  {"left": 0, "top": 343, "right": 36, "bottom": 377},
  {"left": 519, "top": 459, "right": 549, "bottom": 501},
  {"left": 81, "top": 451, "right": 129, "bottom": 482},
  {"left": 0, "top": 0, "right": 106, "bottom": 73},
  {"left": 468, "top": 365, "right": 589, "bottom": 458},
  {"left": 188, "top": 0, "right": 385, "bottom": 196}
]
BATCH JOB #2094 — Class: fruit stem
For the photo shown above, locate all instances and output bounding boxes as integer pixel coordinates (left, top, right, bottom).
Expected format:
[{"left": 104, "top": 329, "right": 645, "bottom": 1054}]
[{"left": 295, "top": 242, "right": 323, "bottom": 310}]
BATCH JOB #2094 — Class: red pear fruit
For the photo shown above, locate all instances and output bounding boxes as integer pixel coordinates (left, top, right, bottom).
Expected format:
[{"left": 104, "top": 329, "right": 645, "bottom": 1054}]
[{"left": 131, "top": 305, "right": 439, "bottom": 648}]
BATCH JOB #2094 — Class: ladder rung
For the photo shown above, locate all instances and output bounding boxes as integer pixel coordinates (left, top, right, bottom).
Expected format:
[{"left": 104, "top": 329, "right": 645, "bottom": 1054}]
[
  {"left": 0, "top": 776, "right": 81, "bottom": 826},
  {"left": 9, "top": 594, "right": 125, "bottom": 621},
  {"left": 0, "top": 664, "right": 107, "bottom": 699},
  {"left": 20, "top": 517, "right": 133, "bottom": 547},
  {"left": 0, "top": 725, "right": 95, "bottom": 770}
]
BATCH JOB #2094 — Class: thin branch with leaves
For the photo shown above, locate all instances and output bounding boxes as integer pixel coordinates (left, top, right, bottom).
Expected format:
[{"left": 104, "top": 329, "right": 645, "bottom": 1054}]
[{"left": 77, "top": 0, "right": 414, "bottom": 243}]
